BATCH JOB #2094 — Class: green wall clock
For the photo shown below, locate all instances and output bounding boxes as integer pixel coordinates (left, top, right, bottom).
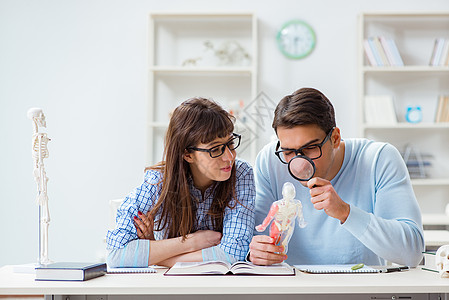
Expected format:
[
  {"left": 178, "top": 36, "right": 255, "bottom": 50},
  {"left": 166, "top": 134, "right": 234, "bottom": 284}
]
[{"left": 276, "top": 20, "right": 316, "bottom": 59}]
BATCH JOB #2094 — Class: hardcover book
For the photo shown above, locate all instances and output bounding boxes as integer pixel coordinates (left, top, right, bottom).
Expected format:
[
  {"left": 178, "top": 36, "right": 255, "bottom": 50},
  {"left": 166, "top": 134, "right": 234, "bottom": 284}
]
[
  {"left": 35, "top": 262, "right": 107, "bottom": 281},
  {"left": 164, "top": 261, "right": 295, "bottom": 276}
]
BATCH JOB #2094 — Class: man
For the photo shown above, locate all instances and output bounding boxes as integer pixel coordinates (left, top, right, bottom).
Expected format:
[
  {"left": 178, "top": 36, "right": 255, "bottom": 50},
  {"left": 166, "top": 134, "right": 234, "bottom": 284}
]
[{"left": 249, "top": 87, "right": 424, "bottom": 267}]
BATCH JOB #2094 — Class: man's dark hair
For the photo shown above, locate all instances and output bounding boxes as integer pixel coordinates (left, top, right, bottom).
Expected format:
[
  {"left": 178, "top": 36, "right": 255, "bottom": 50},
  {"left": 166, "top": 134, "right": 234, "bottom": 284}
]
[{"left": 272, "top": 87, "right": 336, "bottom": 134}]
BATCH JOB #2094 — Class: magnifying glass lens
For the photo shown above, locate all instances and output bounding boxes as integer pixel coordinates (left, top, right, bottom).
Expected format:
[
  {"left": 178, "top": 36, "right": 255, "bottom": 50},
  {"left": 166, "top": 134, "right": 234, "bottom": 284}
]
[{"left": 288, "top": 156, "right": 315, "bottom": 181}]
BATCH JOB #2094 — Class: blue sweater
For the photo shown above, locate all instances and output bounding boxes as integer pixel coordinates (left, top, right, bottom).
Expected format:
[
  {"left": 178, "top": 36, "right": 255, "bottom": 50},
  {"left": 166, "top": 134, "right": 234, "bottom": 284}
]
[{"left": 254, "top": 138, "right": 424, "bottom": 267}]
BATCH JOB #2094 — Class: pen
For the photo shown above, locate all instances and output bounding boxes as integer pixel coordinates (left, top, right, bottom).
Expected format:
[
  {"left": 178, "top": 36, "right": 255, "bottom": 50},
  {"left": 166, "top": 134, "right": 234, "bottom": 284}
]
[
  {"left": 351, "top": 263, "right": 364, "bottom": 270},
  {"left": 380, "top": 266, "right": 410, "bottom": 273}
]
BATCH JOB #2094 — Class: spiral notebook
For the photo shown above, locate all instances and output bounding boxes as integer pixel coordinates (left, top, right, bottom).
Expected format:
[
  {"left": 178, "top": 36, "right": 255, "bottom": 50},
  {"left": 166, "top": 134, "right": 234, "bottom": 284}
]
[
  {"left": 107, "top": 266, "right": 156, "bottom": 274},
  {"left": 295, "top": 264, "right": 380, "bottom": 274}
]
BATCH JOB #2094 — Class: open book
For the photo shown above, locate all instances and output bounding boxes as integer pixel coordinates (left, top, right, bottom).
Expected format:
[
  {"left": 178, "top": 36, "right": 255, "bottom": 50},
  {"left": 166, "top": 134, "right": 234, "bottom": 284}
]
[{"left": 164, "top": 261, "right": 295, "bottom": 276}]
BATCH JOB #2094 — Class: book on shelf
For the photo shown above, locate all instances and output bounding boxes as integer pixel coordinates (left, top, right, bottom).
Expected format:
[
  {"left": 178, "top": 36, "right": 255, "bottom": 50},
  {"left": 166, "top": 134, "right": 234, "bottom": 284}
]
[
  {"left": 372, "top": 37, "right": 390, "bottom": 66},
  {"left": 295, "top": 264, "right": 379, "bottom": 274},
  {"left": 440, "top": 40, "right": 449, "bottom": 66},
  {"left": 35, "top": 262, "right": 107, "bottom": 281},
  {"left": 445, "top": 40, "right": 449, "bottom": 66},
  {"left": 363, "top": 39, "right": 378, "bottom": 66},
  {"left": 364, "top": 36, "right": 404, "bottom": 67},
  {"left": 164, "top": 261, "right": 295, "bottom": 276},
  {"left": 367, "top": 38, "right": 384, "bottom": 66},
  {"left": 364, "top": 95, "right": 397, "bottom": 125},
  {"left": 107, "top": 266, "right": 157, "bottom": 273},
  {"left": 429, "top": 38, "right": 446, "bottom": 66},
  {"left": 379, "top": 36, "right": 396, "bottom": 66},
  {"left": 435, "top": 95, "right": 449, "bottom": 123},
  {"left": 382, "top": 37, "right": 404, "bottom": 66}
]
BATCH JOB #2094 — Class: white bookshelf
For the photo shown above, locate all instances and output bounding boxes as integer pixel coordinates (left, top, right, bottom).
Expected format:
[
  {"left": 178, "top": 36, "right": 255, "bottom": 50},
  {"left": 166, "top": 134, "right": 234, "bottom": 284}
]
[
  {"left": 147, "top": 12, "right": 258, "bottom": 165},
  {"left": 358, "top": 12, "right": 449, "bottom": 231}
]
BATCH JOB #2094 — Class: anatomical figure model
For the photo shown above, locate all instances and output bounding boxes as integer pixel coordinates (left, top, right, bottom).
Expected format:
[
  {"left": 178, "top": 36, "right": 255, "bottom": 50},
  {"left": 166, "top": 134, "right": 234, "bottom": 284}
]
[
  {"left": 27, "top": 108, "right": 51, "bottom": 265},
  {"left": 436, "top": 245, "right": 449, "bottom": 278},
  {"left": 256, "top": 182, "right": 306, "bottom": 254}
]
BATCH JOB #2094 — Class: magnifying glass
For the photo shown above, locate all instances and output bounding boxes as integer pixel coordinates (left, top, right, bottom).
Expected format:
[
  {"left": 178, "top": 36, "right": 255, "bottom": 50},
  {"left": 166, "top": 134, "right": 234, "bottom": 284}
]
[{"left": 288, "top": 155, "right": 316, "bottom": 181}]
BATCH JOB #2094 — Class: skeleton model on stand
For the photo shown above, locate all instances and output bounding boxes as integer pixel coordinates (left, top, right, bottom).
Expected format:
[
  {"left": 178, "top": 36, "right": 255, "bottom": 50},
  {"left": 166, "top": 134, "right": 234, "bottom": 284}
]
[
  {"left": 255, "top": 182, "right": 306, "bottom": 254},
  {"left": 27, "top": 108, "right": 51, "bottom": 265}
]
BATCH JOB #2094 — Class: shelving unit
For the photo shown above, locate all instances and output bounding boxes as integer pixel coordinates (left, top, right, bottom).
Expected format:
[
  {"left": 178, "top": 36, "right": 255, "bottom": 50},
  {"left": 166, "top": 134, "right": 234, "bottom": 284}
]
[
  {"left": 147, "top": 12, "right": 258, "bottom": 165},
  {"left": 358, "top": 12, "right": 449, "bottom": 240}
]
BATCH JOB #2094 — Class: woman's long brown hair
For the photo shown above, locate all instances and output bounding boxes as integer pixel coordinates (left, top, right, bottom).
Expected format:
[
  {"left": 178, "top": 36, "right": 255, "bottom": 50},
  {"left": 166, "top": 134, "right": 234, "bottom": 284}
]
[{"left": 145, "top": 97, "right": 237, "bottom": 239}]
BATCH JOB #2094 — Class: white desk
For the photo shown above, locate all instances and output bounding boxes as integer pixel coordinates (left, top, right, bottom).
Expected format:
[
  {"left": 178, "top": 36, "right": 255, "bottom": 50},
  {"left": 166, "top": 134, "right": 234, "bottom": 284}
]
[{"left": 0, "top": 265, "right": 448, "bottom": 300}]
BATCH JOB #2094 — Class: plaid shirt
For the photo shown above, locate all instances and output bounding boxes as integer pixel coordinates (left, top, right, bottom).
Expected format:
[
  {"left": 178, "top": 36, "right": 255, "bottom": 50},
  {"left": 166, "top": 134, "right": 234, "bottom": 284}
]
[{"left": 106, "top": 158, "right": 255, "bottom": 261}]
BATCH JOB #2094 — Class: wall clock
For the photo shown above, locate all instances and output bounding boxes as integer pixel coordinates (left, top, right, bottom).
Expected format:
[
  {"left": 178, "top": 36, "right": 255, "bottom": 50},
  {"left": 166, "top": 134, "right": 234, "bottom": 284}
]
[{"left": 276, "top": 20, "right": 316, "bottom": 59}]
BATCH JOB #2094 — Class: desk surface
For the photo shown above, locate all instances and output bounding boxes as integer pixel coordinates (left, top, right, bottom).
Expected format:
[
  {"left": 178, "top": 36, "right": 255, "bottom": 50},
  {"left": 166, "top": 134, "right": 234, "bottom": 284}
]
[{"left": 0, "top": 265, "right": 448, "bottom": 296}]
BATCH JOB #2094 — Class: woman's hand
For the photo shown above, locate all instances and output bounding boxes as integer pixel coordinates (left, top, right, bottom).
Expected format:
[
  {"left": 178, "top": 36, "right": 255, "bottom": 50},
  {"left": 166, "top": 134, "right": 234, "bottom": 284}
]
[{"left": 134, "top": 211, "right": 154, "bottom": 240}]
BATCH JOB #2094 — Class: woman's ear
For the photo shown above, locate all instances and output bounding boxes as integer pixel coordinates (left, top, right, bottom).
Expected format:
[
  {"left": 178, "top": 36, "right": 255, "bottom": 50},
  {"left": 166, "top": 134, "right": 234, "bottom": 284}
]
[{"left": 183, "top": 149, "right": 194, "bottom": 163}]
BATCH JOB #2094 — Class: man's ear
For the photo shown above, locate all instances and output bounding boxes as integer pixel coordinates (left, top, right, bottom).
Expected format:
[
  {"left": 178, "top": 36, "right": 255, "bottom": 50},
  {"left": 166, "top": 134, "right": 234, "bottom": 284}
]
[
  {"left": 183, "top": 149, "right": 194, "bottom": 163},
  {"left": 331, "top": 127, "right": 341, "bottom": 148}
]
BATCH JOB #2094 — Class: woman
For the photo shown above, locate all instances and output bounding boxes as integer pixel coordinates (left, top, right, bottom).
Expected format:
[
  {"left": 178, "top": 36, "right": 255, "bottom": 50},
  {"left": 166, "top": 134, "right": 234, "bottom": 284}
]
[{"left": 106, "top": 97, "right": 255, "bottom": 267}]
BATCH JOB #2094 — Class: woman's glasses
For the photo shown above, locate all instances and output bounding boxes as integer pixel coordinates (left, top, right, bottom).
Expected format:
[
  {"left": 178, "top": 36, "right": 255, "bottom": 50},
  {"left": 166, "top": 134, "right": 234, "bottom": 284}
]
[{"left": 187, "top": 133, "right": 241, "bottom": 158}]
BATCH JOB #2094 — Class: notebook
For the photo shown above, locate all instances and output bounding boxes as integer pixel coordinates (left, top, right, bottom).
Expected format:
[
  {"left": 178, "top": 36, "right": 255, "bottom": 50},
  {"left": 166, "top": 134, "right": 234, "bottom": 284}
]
[
  {"left": 295, "top": 264, "right": 380, "bottom": 274},
  {"left": 107, "top": 266, "right": 156, "bottom": 273}
]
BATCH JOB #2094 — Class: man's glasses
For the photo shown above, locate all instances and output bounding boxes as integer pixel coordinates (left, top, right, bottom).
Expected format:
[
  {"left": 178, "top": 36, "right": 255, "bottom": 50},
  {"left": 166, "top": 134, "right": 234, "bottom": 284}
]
[
  {"left": 275, "top": 127, "right": 335, "bottom": 164},
  {"left": 187, "top": 133, "right": 241, "bottom": 158}
]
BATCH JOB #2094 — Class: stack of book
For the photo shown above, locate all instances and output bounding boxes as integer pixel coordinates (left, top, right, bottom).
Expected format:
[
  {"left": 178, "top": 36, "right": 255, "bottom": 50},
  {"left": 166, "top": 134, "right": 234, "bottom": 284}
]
[
  {"left": 429, "top": 38, "right": 449, "bottom": 67},
  {"left": 435, "top": 95, "right": 449, "bottom": 122},
  {"left": 364, "top": 36, "right": 404, "bottom": 67}
]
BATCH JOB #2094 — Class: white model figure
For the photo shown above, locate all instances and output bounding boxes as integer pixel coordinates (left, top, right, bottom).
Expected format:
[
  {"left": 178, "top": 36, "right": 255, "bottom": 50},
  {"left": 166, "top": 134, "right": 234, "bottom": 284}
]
[
  {"left": 27, "top": 108, "right": 51, "bottom": 265},
  {"left": 255, "top": 182, "right": 306, "bottom": 254},
  {"left": 436, "top": 244, "right": 449, "bottom": 278}
]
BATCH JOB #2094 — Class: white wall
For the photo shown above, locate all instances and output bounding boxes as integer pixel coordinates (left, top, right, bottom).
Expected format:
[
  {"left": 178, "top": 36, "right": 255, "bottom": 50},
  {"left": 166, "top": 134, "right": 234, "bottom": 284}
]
[{"left": 1, "top": 0, "right": 448, "bottom": 267}]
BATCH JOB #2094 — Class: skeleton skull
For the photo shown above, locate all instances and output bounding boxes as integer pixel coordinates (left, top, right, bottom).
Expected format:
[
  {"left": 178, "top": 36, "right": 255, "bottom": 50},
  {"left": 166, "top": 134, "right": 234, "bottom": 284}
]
[
  {"left": 436, "top": 245, "right": 449, "bottom": 278},
  {"left": 27, "top": 108, "right": 47, "bottom": 128}
]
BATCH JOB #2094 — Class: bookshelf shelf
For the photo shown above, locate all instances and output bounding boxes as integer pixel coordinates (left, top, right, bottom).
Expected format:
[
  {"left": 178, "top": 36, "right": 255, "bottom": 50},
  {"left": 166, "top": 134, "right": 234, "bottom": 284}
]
[
  {"left": 359, "top": 12, "right": 449, "bottom": 230},
  {"left": 150, "top": 66, "right": 254, "bottom": 75},
  {"left": 148, "top": 12, "right": 258, "bottom": 165},
  {"left": 412, "top": 178, "right": 449, "bottom": 186},
  {"left": 422, "top": 214, "right": 449, "bottom": 226},
  {"left": 363, "top": 123, "right": 449, "bottom": 130},
  {"left": 363, "top": 66, "right": 449, "bottom": 72}
]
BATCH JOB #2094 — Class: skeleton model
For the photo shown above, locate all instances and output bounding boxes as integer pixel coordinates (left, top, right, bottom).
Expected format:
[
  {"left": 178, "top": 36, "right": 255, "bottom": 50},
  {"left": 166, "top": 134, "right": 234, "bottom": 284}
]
[
  {"left": 27, "top": 108, "right": 51, "bottom": 265},
  {"left": 436, "top": 244, "right": 449, "bottom": 278},
  {"left": 255, "top": 182, "right": 306, "bottom": 254}
]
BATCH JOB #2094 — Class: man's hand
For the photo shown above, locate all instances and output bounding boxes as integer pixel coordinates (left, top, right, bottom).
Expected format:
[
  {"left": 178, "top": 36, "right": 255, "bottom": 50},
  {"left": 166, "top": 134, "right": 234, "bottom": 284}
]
[
  {"left": 249, "top": 235, "right": 286, "bottom": 265},
  {"left": 307, "top": 177, "right": 350, "bottom": 223}
]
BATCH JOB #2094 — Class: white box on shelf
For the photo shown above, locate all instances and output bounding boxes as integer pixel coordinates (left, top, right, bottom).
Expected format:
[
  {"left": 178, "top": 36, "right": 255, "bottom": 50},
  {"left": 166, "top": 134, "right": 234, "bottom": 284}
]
[{"left": 364, "top": 95, "right": 397, "bottom": 125}]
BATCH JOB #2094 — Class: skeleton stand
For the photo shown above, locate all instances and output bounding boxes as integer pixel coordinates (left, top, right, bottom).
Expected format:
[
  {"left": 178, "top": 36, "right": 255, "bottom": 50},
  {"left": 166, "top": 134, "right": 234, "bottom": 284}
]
[{"left": 27, "top": 108, "right": 52, "bottom": 265}]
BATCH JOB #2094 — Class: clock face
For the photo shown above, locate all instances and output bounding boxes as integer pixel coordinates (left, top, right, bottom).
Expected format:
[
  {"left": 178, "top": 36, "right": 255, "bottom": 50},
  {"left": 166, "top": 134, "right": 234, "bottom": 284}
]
[{"left": 277, "top": 20, "right": 316, "bottom": 59}]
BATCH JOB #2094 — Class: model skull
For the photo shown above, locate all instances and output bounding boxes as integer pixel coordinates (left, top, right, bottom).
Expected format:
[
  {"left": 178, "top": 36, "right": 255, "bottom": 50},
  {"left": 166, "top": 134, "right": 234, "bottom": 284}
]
[
  {"left": 27, "top": 107, "right": 47, "bottom": 128},
  {"left": 436, "top": 245, "right": 449, "bottom": 278}
]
